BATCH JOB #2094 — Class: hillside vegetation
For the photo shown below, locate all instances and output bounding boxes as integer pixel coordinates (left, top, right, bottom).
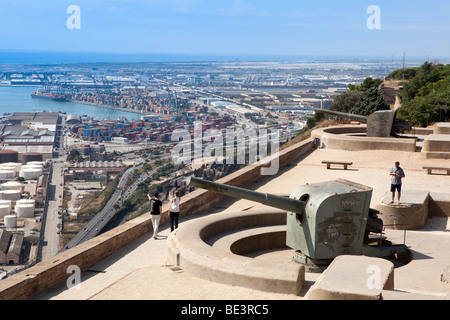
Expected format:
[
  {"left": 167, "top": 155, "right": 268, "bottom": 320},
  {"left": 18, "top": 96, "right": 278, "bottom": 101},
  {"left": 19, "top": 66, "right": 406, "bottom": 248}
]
[
  {"left": 327, "top": 62, "right": 450, "bottom": 128},
  {"left": 388, "top": 62, "right": 450, "bottom": 127}
]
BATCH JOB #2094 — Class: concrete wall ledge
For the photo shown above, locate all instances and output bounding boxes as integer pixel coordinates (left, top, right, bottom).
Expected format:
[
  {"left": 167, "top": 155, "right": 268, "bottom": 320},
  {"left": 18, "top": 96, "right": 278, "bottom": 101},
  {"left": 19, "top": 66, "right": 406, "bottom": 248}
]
[
  {"left": 305, "top": 255, "right": 394, "bottom": 300},
  {"left": 0, "top": 214, "right": 153, "bottom": 300},
  {"left": 421, "top": 151, "right": 450, "bottom": 159},
  {"left": 422, "top": 134, "right": 450, "bottom": 159},
  {"left": 434, "top": 123, "right": 450, "bottom": 135}
]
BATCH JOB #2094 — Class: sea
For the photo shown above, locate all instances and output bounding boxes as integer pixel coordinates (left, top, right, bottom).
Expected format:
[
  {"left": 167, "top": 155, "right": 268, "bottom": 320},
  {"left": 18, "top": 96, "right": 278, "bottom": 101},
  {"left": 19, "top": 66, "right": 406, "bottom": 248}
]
[
  {"left": 0, "top": 86, "right": 141, "bottom": 120},
  {"left": 0, "top": 50, "right": 364, "bottom": 64}
]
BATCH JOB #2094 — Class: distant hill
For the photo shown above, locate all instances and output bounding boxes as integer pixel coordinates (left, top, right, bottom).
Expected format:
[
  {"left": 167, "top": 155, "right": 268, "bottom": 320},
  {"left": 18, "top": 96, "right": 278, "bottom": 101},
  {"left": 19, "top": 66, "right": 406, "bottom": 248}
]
[{"left": 385, "top": 68, "right": 418, "bottom": 81}]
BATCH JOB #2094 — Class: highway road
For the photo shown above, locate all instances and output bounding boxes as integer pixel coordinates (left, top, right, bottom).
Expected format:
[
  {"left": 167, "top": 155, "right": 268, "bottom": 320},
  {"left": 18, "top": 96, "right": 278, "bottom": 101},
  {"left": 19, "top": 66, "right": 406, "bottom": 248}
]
[
  {"left": 39, "top": 161, "right": 64, "bottom": 261},
  {"left": 38, "top": 115, "right": 65, "bottom": 262},
  {"left": 63, "top": 165, "right": 135, "bottom": 250},
  {"left": 62, "top": 154, "right": 170, "bottom": 250}
]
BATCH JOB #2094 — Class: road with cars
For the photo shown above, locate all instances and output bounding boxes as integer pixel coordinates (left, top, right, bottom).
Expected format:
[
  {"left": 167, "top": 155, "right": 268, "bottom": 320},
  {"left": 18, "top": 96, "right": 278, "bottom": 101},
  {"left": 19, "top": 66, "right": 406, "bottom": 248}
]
[
  {"left": 62, "top": 154, "right": 170, "bottom": 250},
  {"left": 63, "top": 164, "right": 136, "bottom": 250},
  {"left": 39, "top": 160, "right": 65, "bottom": 261},
  {"left": 37, "top": 115, "right": 66, "bottom": 262}
]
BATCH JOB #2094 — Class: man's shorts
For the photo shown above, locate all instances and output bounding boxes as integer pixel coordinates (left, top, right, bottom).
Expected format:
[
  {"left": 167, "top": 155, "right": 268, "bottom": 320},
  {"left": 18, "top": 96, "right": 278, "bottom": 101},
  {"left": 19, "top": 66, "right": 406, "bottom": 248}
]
[{"left": 391, "top": 184, "right": 402, "bottom": 193}]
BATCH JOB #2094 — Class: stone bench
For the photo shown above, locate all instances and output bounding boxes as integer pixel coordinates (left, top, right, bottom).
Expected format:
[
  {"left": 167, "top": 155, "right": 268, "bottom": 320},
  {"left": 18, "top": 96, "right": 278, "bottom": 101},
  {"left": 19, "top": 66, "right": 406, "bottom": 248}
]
[
  {"left": 423, "top": 166, "right": 450, "bottom": 175},
  {"left": 322, "top": 161, "right": 353, "bottom": 170}
]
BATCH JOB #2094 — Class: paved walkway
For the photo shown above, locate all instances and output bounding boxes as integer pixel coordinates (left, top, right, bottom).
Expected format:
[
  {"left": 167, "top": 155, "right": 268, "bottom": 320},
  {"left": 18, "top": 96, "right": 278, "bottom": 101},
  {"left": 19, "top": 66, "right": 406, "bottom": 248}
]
[
  {"left": 33, "top": 148, "right": 450, "bottom": 300},
  {"left": 34, "top": 219, "right": 306, "bottom": 300}
]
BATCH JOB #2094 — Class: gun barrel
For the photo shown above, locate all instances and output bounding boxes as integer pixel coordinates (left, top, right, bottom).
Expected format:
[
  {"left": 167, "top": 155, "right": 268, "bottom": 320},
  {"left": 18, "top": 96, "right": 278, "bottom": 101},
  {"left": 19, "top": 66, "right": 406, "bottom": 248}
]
[{"left": 187, "top": 176, "right": 306, "bottom": 214}]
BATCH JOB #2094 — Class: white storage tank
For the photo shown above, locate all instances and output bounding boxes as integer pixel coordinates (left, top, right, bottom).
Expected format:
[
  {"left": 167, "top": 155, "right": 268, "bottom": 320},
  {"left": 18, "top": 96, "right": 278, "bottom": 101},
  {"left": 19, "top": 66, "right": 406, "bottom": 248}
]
[
  {"left": 2, "top": 162, "right": 22, "bottom": 168},
  {"left": 0, "top": 163, "right": 21, "bottom": 174},
  {"left": 16, "top": 199, "right": 35, "bottom": 205},
  {"left": 23, "top": 164, "right": 43, "bottom": 168},
  {"left": 0, "top": 205, "right": 10, "bottom": 218},
  {"left": 0, "top": 170, "right": 14, "bottom": 179},
  {"left": 0, "top": 200, "right": 12, "bottom": 212},
  {"left": 4, "top": 215, "right": 17, "bottom": 228},
  {"left": 1, "top": 181, "right": 23, "bottom": 191},
  {"left": 0, "top": 199, "right": 12, "bottom": 206},
  {"left": 0, "top": 190, "right": 21, "bottom": 201},
  {"left": 26, "top": 161, "right": 44, "bottom": 167},
  {"left": 15, "top": 199, "right": 35, "bottom": 218},
  {"left": 21, "top": 166, "right": 42, "bottom": 174},
  {"left": 19, "top": 167, "right": 43, "bottom": 180},
  {"left": 0, "top": 166, "right": 16, "bottom": 171}
]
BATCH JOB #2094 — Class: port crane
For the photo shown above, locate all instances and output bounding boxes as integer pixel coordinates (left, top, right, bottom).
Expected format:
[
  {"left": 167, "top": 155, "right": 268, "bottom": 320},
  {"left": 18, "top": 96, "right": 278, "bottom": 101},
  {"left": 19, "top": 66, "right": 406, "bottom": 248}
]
[{"left": 166, "top": 87, "right": 180, "bottom": 114}]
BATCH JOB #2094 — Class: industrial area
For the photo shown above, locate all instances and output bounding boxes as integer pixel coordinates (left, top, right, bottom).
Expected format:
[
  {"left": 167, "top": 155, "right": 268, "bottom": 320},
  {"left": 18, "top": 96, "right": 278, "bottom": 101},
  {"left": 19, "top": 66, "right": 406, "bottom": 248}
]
[{"left": 0, "top": 112, "right": 62, "bottom": 276}]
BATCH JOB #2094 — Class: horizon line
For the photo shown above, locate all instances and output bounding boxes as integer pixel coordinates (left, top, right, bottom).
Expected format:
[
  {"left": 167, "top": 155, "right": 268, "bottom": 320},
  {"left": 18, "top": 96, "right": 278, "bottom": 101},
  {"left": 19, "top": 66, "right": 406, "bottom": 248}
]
[{"left": 0, "top": 50, "right": 448, "bottom": 65}]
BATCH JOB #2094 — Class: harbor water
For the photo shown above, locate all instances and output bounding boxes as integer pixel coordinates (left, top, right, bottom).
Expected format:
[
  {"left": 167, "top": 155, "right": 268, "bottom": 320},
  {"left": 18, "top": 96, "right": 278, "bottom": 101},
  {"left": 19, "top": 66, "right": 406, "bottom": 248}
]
[{"left": 0, "top": 86, "right": 141, "bottom": 120}]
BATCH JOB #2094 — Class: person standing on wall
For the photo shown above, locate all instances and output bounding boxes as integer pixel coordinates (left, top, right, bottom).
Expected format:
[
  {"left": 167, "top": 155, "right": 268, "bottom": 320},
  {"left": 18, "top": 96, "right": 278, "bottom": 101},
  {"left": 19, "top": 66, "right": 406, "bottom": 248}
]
[
  {"left": 389, "top": 161, "right": 405, "bottom": 204},
  {"left": 148, "top": 193, "right": 162, "bottom": 239},
  {"left": 169, "top": 190, "right": 180, "bottom": 232}
]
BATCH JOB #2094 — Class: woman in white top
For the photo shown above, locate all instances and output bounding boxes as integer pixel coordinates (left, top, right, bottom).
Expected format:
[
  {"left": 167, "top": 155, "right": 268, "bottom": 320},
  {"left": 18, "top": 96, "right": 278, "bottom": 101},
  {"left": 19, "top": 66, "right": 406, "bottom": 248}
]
[{"left": 169, "top": 190, "right": 180, "bottom": 232}]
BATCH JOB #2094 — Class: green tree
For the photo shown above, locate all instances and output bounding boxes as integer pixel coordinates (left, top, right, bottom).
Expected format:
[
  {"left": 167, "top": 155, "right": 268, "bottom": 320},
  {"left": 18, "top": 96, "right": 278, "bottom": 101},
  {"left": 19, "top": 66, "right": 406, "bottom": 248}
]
[
  {"left": 400, "top": 62, "right": 450, "bottom": 102},
  {"left": 393, "top": 63, "right": 450, "bottom": 127},
  {"left": 330, "top": 90, "right": 365, "bottom": 113},
  {"left": 386, "top": 67, "right": 418, "bottom": 81},
  {"left": 349, "top": 87, "right": 389, "bottom": 116},
  {"left": 67, "top": 149, "right": 84, "bottom": 162},
  {"left": 352, "top": 77, "right": 383, "bottom": 92},
  {"left": 398, "top": 89, "right": 450, "bottom": 127},
  {"left": 330, "top": 77, "right": 387, "bottom": 116}
]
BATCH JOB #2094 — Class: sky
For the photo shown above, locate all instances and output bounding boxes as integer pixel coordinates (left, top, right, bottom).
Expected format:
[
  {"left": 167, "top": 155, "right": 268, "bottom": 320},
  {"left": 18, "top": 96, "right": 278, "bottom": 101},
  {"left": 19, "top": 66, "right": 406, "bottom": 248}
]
[{"left": 0, "top": 0, "right": 449, "bottom": 62}]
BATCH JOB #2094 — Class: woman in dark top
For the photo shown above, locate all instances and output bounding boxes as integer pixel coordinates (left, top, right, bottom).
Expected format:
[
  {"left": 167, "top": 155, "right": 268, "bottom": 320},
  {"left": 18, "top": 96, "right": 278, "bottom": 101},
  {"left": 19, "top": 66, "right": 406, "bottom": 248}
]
[{"left": 148, "top": 193, "right": 162, "bottom": 239}]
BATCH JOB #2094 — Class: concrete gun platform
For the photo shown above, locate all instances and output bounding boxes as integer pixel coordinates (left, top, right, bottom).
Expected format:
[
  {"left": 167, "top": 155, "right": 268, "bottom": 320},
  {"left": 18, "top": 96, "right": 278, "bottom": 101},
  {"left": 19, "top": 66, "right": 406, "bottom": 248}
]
[{"left": 375, "top": 190, "right": 430, "bottom": 230}]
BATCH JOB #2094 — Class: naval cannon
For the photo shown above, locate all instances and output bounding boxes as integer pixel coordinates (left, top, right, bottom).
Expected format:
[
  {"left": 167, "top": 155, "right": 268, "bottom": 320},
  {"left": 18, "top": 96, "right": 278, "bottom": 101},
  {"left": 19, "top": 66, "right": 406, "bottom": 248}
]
[
  {"left": 316, "top": 109, "right": 411, "bottom": 137},
  {"left": 187, "top": 176, "right": 410, "bottom": 271}
]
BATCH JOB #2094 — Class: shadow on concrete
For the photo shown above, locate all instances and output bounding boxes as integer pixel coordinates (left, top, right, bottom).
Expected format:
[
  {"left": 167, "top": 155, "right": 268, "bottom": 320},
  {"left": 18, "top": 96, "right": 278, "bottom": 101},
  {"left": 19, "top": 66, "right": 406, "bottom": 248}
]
[
  {"left": 423, "top": 216, "right": 450, "bottom": 232},
  {"left": 409, "top": 249, "right": 433, "bottom": 260}
]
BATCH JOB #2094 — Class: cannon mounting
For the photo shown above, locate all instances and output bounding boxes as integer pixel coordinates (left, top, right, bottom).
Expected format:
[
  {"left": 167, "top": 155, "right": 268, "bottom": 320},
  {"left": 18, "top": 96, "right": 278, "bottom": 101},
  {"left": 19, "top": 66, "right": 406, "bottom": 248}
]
[{"left": 187, "top": 176, "right": 410, "bottom": 272}]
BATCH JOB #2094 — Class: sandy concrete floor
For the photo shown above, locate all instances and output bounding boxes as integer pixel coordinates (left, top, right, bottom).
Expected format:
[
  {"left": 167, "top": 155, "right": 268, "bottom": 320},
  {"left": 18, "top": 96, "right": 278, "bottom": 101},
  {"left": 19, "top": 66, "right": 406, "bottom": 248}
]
[{"left": 33, "top": 147, "right": 450, "bottom": 300}]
